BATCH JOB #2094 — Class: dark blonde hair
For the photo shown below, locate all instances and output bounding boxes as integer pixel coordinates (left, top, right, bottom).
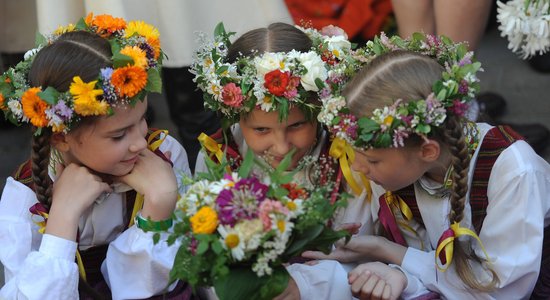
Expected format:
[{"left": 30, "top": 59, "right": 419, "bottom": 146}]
[
  {"left": 27, "top": 31, "right": 112, "bottom": 210},
  {"left": 345, "top": 50, "right": 499, "bottom": 291}
]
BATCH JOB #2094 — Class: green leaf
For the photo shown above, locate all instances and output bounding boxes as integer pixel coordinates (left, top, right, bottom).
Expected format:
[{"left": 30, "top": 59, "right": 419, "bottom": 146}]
[
  {"left": 416, "top": 123, "right": 431, "bottom": 134},
  {"left": 35, "top": 32, "right": 47, "bottom": 47},
  {"left": 274, "top": 148, "right": 296, "bottom": 174},
  {"left": 112, "top": 51, "right": 134, "bottom": 68},
  {"left": 214, "top": 267, "right": 289, "bottom": 300},
  {"left": 196, "top": 239, "right": 209, "bottom": 255},
  {"left": 358, "top": 117, "right": 380, "bottom": 132},
  {"left": 145, "top": 68, "right": 162, "bottom": 93},
  {"left": 238, "top": 149, "right": 255, "bottom": 178},
  {"left": 75, "top": 17, "right": 87, "bottom": 31},
  {"left": 214, "top": 22, "right": 227, "bottom": 38},
  {"left": 284, "top": 224, "right": 325, "bottom": 257},
  {"left": 37, "top": 87, "right": 60, "bottom": 105},
  {"left": 153, "top": 232, "right": 160, "bottom": 244},
  {"left": 314, "top": 78, "right": 325, "bottom": 90},
  {"left": 376, "top": 132, "right": 391, "bottom": 148}
]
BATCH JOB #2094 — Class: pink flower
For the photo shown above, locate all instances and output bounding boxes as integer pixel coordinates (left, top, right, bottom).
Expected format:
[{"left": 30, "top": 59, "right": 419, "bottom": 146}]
[
  {"left": 258, "top": 199, "right": 288, "bottom": 231},
  {"left": 222, "top": 83, "right": 244, "bottom": 107},
  {"left": 320, "top": 25, "right": 348, "bottom": 39}
]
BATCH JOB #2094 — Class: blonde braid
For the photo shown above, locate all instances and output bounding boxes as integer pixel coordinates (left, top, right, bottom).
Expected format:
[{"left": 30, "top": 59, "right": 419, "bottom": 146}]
[{"left": 442, "top": 116, "right": 499, "bottom": 291}]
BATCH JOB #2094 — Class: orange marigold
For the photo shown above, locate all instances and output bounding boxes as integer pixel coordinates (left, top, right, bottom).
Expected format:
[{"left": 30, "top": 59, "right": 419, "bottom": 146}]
[
  {"left": 111, "top": 66, "right": 148, "bottom": 98},
  {"left": 0, "top": 93, "right": 5, "bottom": 110},
  {"left": 21, "top": 87, "right": 49, "bottom": 128},
  {"left": 86, "top": 13, "right": 126, "bottom": 37}
]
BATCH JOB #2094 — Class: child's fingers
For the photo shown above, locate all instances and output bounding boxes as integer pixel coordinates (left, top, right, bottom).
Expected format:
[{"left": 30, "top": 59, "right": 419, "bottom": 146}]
[
  {"left": 382, "top": 284, "right": 392, "bottom": 300},
  {"left": 370, "top": 279, "right": 387, "bottom": 300},
  {"left": 350, "top": 270, "right": 372, "bottom": 297}
]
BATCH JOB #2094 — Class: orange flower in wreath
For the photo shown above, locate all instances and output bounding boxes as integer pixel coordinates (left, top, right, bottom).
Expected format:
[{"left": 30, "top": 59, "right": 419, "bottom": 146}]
[
  {"left": 21, "top": 87, "right": 49, "bottom": 128},
  {"left": 111, "top": 66, "right": 148, "bottom": 98},
  {"left": 0, "top": 93, "right": 5, "bottom": 110},
  {"left": 85, "top": 13, "right": 126, "bottom": 38}
]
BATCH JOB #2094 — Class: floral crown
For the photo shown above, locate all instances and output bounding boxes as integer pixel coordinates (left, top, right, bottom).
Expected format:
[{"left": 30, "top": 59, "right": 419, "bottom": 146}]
[
  {"left": 191, "top": 23, "right": 367, "bottom": 125},
  {"left": 0, "top": 13, "right": 163, "bottom": 135},
  {"left": 318, "top": 32, "right": 482, "bottom": 149}
]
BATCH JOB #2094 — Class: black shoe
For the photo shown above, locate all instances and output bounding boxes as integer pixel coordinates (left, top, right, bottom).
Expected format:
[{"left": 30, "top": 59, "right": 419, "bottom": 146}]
[
  {"left": 528, "top": 52, "right": 550, "bottom": 73},
  {"left": 507, "top": 123, "right": 550, "bottom": 154},
  {"left": 477, "top": 92, "right": 507, "bottom": 120}
]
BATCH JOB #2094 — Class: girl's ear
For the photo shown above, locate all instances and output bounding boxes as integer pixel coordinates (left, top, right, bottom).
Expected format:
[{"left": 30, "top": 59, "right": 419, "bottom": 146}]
[
  {"left": 50, "top": 133, "right": 70, "bottom": 152},
  {"left": 419, "top": 139, "right": 441, "bottom": 162}
]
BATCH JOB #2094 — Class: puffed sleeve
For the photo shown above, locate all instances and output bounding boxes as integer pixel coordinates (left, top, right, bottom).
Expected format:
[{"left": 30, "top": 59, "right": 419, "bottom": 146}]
[
  {"left": 286, "top": 260, "right": 354, "bottom": 299},
  {"left": 400, "top": 140, "right": 550, "bottom": 299},
  {"left": 0, "top": 178, "right": 79, "bottom": 299}
]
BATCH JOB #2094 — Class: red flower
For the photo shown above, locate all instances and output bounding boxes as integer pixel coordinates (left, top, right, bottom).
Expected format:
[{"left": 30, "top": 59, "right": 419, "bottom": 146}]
[
  {"left": 282, "top": 183, "right": 308, "bottom": 200},
  {"left": 264, "top": 70, "right": 290, "bottom": 96},
  {"left": 449, "top": 99, "right": 468, "bottom": 117},
  {"left": 222, "top": 82, "right": 244, "bottom": 107}
]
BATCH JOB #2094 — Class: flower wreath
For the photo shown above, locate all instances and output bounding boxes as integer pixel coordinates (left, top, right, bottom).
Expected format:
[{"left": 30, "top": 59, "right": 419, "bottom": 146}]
[
  {"left": 319, "top": 32, "right": 483, "bottom": 150},
  {"left": 190, "top": 23, "right": 367, "bottom": 125},
  {"left": 0, "top": 13, "right": 163, "bottom": 135}
]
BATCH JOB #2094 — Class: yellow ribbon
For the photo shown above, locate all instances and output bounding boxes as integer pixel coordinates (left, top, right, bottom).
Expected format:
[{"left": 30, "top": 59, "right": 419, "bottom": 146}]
[
  {"left": 34, "top": 210, "right": 87, "bottom": 281},
  {"left": 435, "top": 222, "right": 492, "bottom": 271},
  {"left": 385, "top": 191, "right": 424, "bottom": 249},
  {"left": 385, "top": 191, "right": 413, "bottom": 221},
  {"left": 129, "top": 129, "right": 168, "bottom": 227},
  {"left": 329, "top": 138, "right": 364, "bottom": 196},
  {"left": 198, "top": 132, "right": 224, "bottom": 163}
]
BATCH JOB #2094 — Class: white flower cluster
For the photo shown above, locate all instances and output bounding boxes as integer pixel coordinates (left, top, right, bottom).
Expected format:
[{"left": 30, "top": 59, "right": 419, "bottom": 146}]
[{"left": 497, "top": 0, "right": 550, "bottom": 58}]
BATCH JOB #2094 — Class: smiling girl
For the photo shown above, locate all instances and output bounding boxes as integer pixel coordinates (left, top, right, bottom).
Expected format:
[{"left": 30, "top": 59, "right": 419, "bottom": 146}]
[{"left": 0, "top": 15, "right": 192, "bottom": 299}]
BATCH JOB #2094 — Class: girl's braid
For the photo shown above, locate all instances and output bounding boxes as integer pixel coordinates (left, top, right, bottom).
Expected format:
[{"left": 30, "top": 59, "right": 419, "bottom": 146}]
[{"left": 31, "top": 129, "right": 53, "bottom": 208}]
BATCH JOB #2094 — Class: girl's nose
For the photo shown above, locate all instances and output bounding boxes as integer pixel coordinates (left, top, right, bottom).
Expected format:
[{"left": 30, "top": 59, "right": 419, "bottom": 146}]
[
  {"left": 129, "top": 131, "right": 148, "bottom": 153},
  {"left": 271, "top": 132, "right": 291, "bottom": 156},
  {"left": 351, "top": 156, "right": 369, "bottom": 175}
]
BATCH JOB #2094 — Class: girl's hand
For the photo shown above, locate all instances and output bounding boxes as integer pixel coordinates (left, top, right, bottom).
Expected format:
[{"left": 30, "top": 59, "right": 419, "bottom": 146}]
[
  {"left": 302, "top": 235, "right": 406, "bottom": 264},
  {"left": 348, "top": 262, "right": 406, "bottom": 300},
  {"left": 118, "top": 149, "right": 178, "bottom": 221},
  {"left": 47, "top": 163, "right": 112, "bottom": 240}
]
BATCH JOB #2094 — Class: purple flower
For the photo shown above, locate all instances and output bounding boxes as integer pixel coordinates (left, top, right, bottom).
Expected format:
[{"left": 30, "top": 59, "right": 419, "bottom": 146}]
[
  {"left": 52, "top": 100, "right": 73, "bottom": 121},
  {"left": 215, "top": 177, "right": 268, "bottom": 226},
  {"left": 458, "top": 52, "right": 473, "bottom": 67},
  {"left": 100, "top": 67, "right": 113, "bottom": 80},
  {"left": 458, "top": 80, "right": 469, "bottom": 95}
]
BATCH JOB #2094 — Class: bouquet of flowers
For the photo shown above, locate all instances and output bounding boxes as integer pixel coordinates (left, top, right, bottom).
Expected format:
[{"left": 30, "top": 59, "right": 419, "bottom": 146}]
[
  {"left": 497, "top": 0, "right": 550, "bottom": 58},
  {"left": 166, "top": 152, "right": 349, "bottom": 300}
]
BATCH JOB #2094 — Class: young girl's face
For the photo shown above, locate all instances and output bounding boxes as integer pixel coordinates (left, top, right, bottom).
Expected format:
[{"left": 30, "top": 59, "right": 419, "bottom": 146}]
[
  {"left": 239, "top": 106, "right": 318, "bottom": 170},
  {"left": 351, "top": 147, "right": 429, "bottom": 192},
  {"left": 62, "top": 98, "right": 149, "bottom": 177}
]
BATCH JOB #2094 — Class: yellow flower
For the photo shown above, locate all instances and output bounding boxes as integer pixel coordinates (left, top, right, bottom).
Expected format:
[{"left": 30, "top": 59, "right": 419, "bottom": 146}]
[
  {"left": 120, "top": 46, "right": 148, "bottom": 68},
  {"left": 69, "top": 76, "right": 108, "bottom": 116},
  {"left": 190, "top": 206, "right": 218, "bottom": 234},
  {"left": 383, "top": 115, "right": 394, "bottom": 126},
  {"left": 225, "top": 233, "right": 240, "bottom": 249},
  {"left": 21, "top": 87, "right": 49, "bottom": 127},
  {"left": 125, "top": 20, "right": 161, "bottom": 59},
  {"left": 54, "top": 24, "right": 76, "bottom": 35}
]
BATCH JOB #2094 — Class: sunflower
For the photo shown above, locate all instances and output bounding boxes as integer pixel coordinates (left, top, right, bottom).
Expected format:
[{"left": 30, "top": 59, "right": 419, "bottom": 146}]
[
  {"left": 111, "top": 66, "right": 148, "bottom": 98},
  {"left": 69, "top": 76, "right": 108, "bottom": 116},
  {"left": 120, "top": 46, "right": 148, "bottom": 68},
  {"left": 125, "top": 20, "right": 161, "bottom": 59},
  {"left": 21, "top": 87, "right": 49, "bottom": 127}
]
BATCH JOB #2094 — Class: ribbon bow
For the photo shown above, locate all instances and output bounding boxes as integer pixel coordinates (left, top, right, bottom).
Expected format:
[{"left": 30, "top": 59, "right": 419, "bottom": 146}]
[
  {"left": 329, "top": 138, "right": 371, "bottom": 200},
  {"left": 198, "top": 132, "right": 224, "bottom": 163},
  {"left": 435, "top": 222, "right": 491, "bottom": 271}
]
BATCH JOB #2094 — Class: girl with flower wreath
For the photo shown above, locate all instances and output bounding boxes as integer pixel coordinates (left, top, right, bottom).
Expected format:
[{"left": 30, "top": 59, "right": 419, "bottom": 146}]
[
  {"left": 304, "top": 33, "right": 550, "bottom": 299},
  {"left": 0, "top": 14, "right": 195, "bottom": 299},
  {"left": 191, "top": 22, "right": 378, "bottom": 299}
]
